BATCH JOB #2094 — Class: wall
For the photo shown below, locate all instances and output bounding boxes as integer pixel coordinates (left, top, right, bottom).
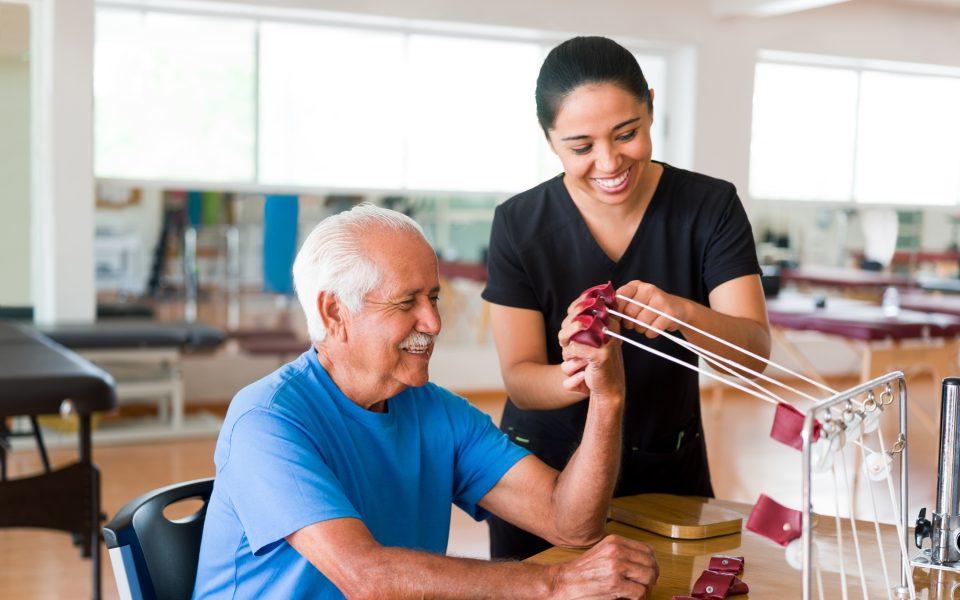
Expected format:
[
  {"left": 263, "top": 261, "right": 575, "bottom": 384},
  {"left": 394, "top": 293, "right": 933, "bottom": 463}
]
[{"left": 0, "top": 4, "right": 31, "bottom": 306}]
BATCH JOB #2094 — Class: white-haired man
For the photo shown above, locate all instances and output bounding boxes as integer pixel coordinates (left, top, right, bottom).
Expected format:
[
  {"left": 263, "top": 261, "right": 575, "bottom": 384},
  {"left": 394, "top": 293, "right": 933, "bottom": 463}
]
[{"left": 192, "top": 205, "right": 657, "bottom": 599}]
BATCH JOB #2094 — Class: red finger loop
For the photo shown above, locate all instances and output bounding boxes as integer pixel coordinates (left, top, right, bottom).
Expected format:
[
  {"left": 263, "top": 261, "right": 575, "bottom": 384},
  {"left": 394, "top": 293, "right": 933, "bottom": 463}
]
[
  {"left": 745, "top": 493, "right": 802, "bottom": 547},
  {"left": 576, "top": 296, "right": 609, "bottom": 321},
  {"left": 571, "top": 283, "right": 615, "bottom": 348},
  {"left": 769, "top": 402, "right": 822, "bottom": 451},
  {"left": 707, "top": 555, "right": 744, "bottom": 575},
  {"left": 583, "top": 281, "right": 616, "bottom": 305},
  {"left": 690, "top": 569, "right": 749, "bottom": 599},
  {"left": 570, "top": 314, "right": 606, "bottom": 348}
]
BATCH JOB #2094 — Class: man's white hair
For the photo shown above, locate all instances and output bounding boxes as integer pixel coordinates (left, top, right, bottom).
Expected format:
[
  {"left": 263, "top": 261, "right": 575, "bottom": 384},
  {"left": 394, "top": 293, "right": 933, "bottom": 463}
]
[{"left": 293, "top": 203, "right": 426, "bottom": 342}]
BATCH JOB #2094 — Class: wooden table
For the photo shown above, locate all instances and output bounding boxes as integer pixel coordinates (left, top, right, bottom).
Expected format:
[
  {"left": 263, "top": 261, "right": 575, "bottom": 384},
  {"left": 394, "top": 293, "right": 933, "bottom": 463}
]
[{"left": 528, "top": 496, "right": 960, "bottom": 598}]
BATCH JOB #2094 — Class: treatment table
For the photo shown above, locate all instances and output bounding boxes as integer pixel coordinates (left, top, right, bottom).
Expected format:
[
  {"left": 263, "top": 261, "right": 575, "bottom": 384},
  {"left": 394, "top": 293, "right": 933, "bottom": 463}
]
[
  {"left": 36, "top": 320, "right": 225, "bottom": 431},
  {"left": 0, "top": 321, "right": 116, "bottom": 599}
]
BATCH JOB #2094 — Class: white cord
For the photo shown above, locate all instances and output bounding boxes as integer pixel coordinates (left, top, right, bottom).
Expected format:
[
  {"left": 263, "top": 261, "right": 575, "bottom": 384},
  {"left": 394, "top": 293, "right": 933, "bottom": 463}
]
[
  {"left": 876, "top": 429, "right": 917, "bottom": 600},
  {"left": 617, "top": 294, "right": 839, "bottom": 395},
  {"left": 607, "top": 307, "right": 819, "bottom": 403},
  {"left": 602, "top": 328, "right": 781, "bottom": 406},
  {"left": 858, "top": 431, "right": 894, "bottom": 600},
  {"left": 838, "top": 446, "right": 870, "bottom": 599},
  {"left": 833, "top": 460, "right": 850, "bottom": 600},
  {"left": 607, "top": 308, "right": 788, "bottom": 405}
]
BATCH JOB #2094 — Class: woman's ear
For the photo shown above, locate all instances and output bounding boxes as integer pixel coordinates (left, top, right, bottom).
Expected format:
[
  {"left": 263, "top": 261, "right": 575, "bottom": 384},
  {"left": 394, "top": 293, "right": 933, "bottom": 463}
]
[{"left": 317, "top": 292, "right": 346, "bottom": 341}]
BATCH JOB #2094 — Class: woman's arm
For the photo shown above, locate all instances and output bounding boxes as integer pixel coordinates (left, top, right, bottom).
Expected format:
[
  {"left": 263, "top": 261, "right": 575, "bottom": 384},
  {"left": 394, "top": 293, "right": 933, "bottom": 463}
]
[
  {"left": 616, "top": 274, "right": 771, "bottom": 375},
  {"left": 489, "top": 304, "right": 588, "bottom": 410}
]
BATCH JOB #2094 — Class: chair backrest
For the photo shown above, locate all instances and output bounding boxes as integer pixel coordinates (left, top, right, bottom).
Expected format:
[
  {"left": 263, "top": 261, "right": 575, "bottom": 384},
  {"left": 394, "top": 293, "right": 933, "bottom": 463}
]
[{"left": 103, "top": 478, "right": 214, "bottom": 600}]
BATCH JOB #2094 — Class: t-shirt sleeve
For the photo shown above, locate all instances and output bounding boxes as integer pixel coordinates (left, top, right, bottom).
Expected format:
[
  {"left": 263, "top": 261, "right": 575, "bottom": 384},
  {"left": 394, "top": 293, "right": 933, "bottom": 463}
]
[
  {"left": 481, "top": 205, "right": 541, "bottom": 310},
  {"left": 217, "top": 408, "right": 361, "bottom": 555},
  {"left": 444, "top": 392, "right": 530, "bottom": 521},
  {"left": 702, "top": 187, "right": 762, "bottom": 293}
]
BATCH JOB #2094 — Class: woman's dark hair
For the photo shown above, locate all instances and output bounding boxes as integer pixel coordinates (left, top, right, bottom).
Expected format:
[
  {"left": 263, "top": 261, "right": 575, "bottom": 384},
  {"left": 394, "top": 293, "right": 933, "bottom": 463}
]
[{"left": 535, "top": 36, "right": 652, "bottom": 135}]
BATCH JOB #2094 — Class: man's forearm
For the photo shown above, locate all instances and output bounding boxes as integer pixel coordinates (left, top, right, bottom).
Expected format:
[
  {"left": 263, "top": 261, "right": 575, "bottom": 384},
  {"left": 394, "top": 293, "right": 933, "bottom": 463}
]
[
  {"left": 345, "top": 546, "right": 556, "bottom": 599},
  {"left": 549, "top": 393, "right": 624, "bottom": 545},
  {"left": 504, "top": 362, "right": 586, "bottom": 410}
]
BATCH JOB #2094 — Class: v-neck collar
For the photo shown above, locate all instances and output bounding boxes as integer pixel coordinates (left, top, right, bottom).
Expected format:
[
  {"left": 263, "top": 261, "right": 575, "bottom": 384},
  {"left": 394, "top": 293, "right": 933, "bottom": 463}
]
[{"left": 555, "top": 161, "right": 671, "bottom": 270}]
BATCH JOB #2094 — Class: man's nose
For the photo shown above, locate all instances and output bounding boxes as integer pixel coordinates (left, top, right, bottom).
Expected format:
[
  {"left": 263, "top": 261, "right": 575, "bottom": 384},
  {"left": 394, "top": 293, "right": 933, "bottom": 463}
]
[{"left": 418, "top": 301, "right": 441, "bottom": 336}]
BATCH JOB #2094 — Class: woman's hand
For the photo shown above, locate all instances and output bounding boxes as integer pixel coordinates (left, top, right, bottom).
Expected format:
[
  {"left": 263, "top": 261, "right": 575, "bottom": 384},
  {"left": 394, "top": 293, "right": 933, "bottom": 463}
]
[
  {"left": 616, "top": 281, "right": 691, "bottom": 339},
  {"left": 557, "top": 294, "right": 624, "bottom": 401}
]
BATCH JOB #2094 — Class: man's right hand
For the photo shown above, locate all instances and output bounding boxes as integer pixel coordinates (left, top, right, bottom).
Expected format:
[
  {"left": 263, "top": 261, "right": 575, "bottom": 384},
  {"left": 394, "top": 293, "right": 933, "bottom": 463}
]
[
  {"left": 548, "top": 535, "right": 658, "bottom": 599},
  {"left": 558, "top": 297, "right": 625, "bottom": 401}
]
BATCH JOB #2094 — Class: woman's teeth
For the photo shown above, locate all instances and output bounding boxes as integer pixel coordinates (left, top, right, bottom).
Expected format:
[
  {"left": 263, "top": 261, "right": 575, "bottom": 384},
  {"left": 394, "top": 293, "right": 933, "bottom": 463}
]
[{"left": 593, "top": 169, "right": 629, "bottom": 189}]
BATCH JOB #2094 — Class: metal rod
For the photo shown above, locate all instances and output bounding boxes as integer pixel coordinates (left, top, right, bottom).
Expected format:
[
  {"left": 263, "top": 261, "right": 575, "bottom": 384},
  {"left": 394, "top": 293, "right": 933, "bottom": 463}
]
[
  {"left": 802, "top": 409, "right": 814, "bottom": 599},
  {"left": 29, "top": 415, "right": 50, "bottom": 474},
  {"left": 900, "top": 378, "right": 910, "bottom": 591}
]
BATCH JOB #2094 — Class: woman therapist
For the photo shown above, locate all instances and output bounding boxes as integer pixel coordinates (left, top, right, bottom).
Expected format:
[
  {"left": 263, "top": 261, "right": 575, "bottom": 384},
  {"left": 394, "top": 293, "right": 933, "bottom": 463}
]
[{"left": 482, "top": 36, "right": 771, "bottom": 560}]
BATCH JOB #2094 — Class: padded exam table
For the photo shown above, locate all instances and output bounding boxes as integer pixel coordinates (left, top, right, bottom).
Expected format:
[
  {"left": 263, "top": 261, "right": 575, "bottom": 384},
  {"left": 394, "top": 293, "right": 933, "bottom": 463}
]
[
  {"left": 0, "top": 321, "right": 116, "bottom": 599},
  {"left": 37, "top": 320, "right": 225, "bottom": 431}
]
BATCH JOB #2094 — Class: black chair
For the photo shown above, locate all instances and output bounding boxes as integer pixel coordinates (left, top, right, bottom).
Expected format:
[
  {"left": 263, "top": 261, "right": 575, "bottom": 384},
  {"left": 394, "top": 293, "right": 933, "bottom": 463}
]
[{"left": 103, "top": 478, "right": 214, "bottom": 600}]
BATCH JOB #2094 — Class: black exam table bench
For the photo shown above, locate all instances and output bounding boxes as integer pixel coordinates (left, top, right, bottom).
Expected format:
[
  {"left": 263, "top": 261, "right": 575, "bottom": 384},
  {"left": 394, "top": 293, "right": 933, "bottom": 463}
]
[{"left": 0, "top": 321, "right": 116, "bottom": 600}]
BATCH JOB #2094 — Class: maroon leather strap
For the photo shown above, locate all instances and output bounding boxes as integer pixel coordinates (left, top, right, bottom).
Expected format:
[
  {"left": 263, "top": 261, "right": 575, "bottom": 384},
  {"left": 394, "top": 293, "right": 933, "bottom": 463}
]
[
  {"left": 570, "top": 314, "right": 606, "bottom": 348},
  {"left": 770, "top": 401, "right": 821, "bottom": 450},
  {"left": 691, "top": 569, "right": 749, "bottom": 598},
  {"left": 708, "top": 555, "right": 744, "bottom": 575},
  {"left": 576, "top": 295, "right": 609, "bottom": 321},
  {"left": 746, "top": 493, "right": 802, "bottom": 546},
  {"left": 570, "top": 282, "right": 615, "bottom": 348},
  {"left": 583, "top": 281, "right": 616, "bottom": 305}
]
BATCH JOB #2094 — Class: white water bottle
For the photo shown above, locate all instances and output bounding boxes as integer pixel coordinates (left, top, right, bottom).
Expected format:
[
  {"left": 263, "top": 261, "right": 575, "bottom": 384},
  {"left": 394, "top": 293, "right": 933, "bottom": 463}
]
[{"left": 882, "top": 286, "right": 900, "bottom": 317}]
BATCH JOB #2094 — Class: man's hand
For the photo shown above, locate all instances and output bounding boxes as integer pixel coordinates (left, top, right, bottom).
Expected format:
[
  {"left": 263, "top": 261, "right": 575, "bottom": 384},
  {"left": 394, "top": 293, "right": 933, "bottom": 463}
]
[
  {"left": 616, "top": 280, "right": 690, "bottom": 339},
  {"left": 558, "top": 296, "right": 624, "bottom": 400},
  {"left": 549, "top": 535, "right": 659, "bottom": 599}
]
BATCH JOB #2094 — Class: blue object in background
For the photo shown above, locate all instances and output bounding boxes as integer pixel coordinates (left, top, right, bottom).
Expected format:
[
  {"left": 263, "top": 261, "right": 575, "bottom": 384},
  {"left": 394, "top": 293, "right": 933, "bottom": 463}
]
[
  {"left": 263, "top": 195, "right": 299, "bottom": 295},
  {"left": 186, "top": 191, "right": 203, "bottom": 228}
]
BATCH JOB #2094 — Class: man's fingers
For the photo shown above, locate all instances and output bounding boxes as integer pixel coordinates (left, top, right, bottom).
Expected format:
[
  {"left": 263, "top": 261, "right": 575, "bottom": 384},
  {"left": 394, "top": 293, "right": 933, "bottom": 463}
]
[
  {"left": 558, "top": 320, "right": 586, "bottom": 347},
  {"left": 562, "top": 370, "right": 586, "bottom": 392},
  {"left": 560, "top": 358, "right": 587, "bottom": 376}
]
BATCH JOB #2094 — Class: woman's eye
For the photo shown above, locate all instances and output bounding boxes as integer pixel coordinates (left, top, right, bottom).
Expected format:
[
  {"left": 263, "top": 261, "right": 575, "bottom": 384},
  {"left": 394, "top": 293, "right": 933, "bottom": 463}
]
[
  {"left": 571, "top": 145, "right": 592, "bottom": 155},
  {"left": 617, "top": 129, "right": 637, "bottom": 142},
  {"left": 398, "top": 300, "right": 415, "bottom": 310},
  {"left": 429, "top": 296, "right": 440, "bottom": 305}
]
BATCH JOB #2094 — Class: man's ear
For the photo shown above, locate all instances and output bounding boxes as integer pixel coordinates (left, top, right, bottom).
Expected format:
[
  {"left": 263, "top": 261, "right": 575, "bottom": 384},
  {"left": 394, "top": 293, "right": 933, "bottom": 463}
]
[{"left": 317, "top": 292, "right": 347, "bottom": 341}]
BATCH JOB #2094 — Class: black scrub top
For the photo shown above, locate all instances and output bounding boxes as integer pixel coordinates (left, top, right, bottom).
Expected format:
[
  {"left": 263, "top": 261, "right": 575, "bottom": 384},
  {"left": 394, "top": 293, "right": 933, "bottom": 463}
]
[{"left": 481, "top": 162, "right": 761, "bottom": 497}]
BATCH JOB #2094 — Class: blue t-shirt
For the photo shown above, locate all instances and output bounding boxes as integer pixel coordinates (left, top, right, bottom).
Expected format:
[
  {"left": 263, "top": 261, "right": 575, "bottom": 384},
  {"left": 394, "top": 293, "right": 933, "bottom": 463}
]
[{"left": 192, "top": 349, "right": 529, "bottom": 599}]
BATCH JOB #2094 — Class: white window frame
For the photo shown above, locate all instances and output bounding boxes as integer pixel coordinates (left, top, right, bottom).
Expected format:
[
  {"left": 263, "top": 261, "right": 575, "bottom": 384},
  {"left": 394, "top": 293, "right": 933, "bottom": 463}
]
[{"left": 750, "top": 49, "right": 960, "bottom": 208}]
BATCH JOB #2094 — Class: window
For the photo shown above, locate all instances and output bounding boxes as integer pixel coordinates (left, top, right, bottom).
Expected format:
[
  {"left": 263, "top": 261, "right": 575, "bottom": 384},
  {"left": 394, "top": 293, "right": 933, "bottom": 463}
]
[
  {"left": 95, "top": 9, "right": 256, "bottom": 182},
  {"left": 258, "top": 23, "right": 406, "bottom": 189},
  {"left": 749, "top": 54, "right": 960, "bottom": 206},
  {"left": 95, "top": 6, "right": 675, "bottom": 193}
]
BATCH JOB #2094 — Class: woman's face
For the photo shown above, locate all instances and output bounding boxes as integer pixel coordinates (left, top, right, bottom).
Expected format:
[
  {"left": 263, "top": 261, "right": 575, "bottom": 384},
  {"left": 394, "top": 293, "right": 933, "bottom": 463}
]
[{"left": 547, "top": 82, "right": 654, "bottom": 208}]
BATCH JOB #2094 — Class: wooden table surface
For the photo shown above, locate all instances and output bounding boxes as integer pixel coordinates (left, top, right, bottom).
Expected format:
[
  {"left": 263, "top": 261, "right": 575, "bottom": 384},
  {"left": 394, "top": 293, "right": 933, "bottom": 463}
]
[{"left": 527, "top": 496, "right": 960, "bottom": 598}]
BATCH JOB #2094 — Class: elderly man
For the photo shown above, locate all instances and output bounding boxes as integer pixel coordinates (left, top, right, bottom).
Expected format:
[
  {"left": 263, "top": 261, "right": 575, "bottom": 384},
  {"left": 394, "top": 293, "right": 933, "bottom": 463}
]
[{"left": 192, "top": 204, "right": 657, "bottom": 599}]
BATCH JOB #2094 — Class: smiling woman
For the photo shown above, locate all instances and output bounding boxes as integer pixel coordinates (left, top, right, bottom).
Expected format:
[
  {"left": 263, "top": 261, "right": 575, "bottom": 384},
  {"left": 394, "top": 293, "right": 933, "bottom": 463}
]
[{"left": 482, "top": 36, "right": 772, "bottom": 561}]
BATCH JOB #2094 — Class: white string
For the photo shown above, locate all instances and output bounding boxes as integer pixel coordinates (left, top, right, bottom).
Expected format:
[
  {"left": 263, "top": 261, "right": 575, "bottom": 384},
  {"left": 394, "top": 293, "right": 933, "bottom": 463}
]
[
  {"left": 875, "top": 429, "right": 917, "bottom": 600},
  {"left": 607, "top": 307, "right": 819, "bottom": 404},
  {"left": 602, "top": 328, "right": 781, "bottom": 406},
  {"left": 858, "top": 431, "right": 894, "bottom": 600},
  {"left": 617, "top": 294, "right": 839, "bottom": 395},
  {"left": 838, "top": 445, "right": 870, "bottom": 599},
  {"left": 607, "top": 309, "right": 788, "bottom": 405},
  {"left": 832, "top": 460, "right": 850, "bottom": 600}
]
